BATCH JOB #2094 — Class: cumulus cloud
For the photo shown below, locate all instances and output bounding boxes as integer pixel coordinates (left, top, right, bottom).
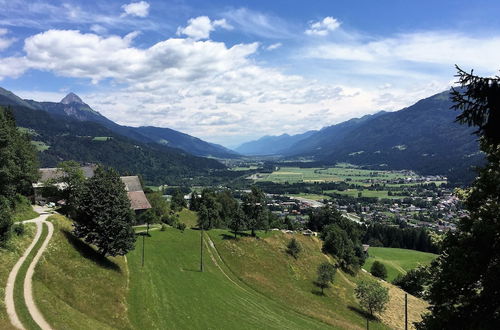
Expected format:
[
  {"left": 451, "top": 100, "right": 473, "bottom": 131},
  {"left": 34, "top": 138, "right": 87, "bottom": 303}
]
[
  {"left": 176, "top": 16, "right": 232, "bottom": 40},
  {"left": 0, "top": 28, "right": 15, "bottom": 51},
  {"left": 305, "top": 17, "right": 340, "bottom": 36},
  {"left": 121, "top": 1, "right": 150, "bottom": 18}
]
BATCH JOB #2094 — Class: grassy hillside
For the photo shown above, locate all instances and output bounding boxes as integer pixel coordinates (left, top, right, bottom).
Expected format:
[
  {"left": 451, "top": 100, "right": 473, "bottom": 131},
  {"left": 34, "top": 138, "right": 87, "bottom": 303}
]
[
  {"left": 0, "top": 225, "right": 36, "bottom": 330},
  {"left": 210, "top": 231, "right": 429, "bottom": 329},
  {"left": 363, "top": 247, "right": 437, "bottom": 282},
  {"left": 33, "top": 215, "right": 132, "bottom": 330},
  {"left": 127, "top": 228, "right": 328, "bottom": 329}
]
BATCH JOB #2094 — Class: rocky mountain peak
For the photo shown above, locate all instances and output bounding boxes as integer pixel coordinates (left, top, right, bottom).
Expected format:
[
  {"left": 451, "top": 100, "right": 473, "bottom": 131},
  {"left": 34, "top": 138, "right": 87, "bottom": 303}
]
[{"left": 61, "top": 92, "right": 84, "bottom": 105}]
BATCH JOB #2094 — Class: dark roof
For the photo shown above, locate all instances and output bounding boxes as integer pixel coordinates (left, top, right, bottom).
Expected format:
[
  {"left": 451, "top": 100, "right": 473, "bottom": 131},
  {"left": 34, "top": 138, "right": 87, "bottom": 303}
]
[
  {"left": 127, "top": 191, "right": 152, "bottom": 210},
  {"left": 38, "top": 165, "right": 96, "bottom": 182},
  {"left": 120, "top": 176, "right": 143, "bottom": 192}
]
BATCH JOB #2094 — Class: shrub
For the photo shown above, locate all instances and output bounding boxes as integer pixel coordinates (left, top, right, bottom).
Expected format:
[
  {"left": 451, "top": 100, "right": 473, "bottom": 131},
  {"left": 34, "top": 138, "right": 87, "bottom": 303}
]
[
  {"left": 160, "top": 223, "right": 167, "bottom": 231},
  {"left": 13, "top": 223, "right": 25, "bottom": 236},
  {"left": 176, "top": 222, "right": 186, "bottom": 232},
  {"left": 286, "top": 238, "right": 302, "bottom": 259},
  {"left": 370, "top": 261, "right": 388, "bottom": 280}
]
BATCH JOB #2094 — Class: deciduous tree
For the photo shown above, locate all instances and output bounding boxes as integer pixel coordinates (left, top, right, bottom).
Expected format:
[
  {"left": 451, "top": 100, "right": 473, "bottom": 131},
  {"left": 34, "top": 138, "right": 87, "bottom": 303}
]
[
  {"left": 315, "top": 262, "right": 337, "bottom": 295},
  {"left": 355, "top": 280, "right": 389, "bottom": 317}
]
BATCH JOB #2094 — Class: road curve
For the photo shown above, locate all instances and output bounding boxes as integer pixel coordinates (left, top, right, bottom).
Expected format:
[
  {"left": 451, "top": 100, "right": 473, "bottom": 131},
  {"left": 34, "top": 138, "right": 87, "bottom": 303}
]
[{"left": 4, "top": 207, "right": 54, "bottom": 330}]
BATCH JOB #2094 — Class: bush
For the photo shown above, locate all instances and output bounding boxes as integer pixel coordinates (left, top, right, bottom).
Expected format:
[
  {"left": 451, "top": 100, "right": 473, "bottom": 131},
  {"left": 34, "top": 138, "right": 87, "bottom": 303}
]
[
  {"left": 370, "top": 261, "right": 388, "bottom": 280},
  {"left": 13, "top": 223, "right": 25, "bottom": 236},
  {"left": 392, "top": 265, "right": 430, "bottom": 298},
  {"left": 0, "top": 196, "right": 13, "bottom": 246},
  {"left": 160, "top": 223, "right": 167, "bottom": 231},
  {"left": 176, "top": 222, "right": 186, "bottom": 232},
  {"left": 286, "top": 238, "right": 302, "bottom": 259}
]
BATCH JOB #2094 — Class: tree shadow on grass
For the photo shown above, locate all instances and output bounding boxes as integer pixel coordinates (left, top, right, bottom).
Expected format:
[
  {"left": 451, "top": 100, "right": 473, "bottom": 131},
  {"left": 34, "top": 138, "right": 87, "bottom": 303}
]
[
  {"left": 311, "top": 289, "right": 325, "bottom": 296},
  {"left": 62, "top": 229, "right": 122, "bottom": 273},
  {"left": 348, "top": 306, "right": 378, "bottom": 321},
  {"left": 220, "top": 231, "right": 253, "bottom": 240}
]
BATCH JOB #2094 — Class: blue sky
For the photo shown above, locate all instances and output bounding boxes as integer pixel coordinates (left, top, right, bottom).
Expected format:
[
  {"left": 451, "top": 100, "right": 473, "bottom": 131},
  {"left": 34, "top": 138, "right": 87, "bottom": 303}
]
[{"left": 1, "top": 0, "right": 500, "bottom": 147}]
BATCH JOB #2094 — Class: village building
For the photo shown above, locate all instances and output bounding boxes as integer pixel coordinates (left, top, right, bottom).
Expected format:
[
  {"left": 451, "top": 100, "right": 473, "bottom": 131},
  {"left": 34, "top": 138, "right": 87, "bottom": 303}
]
[{"left": 32, "top": 166, "right": 151, "bottom": 214}]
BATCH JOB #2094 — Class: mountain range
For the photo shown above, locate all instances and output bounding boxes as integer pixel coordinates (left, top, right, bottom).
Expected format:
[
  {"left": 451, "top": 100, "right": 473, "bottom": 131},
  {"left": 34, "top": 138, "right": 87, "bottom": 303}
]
[
  {"left": 237, "top": 91, "right": 483, "bottom": 184},
  {"left": 0, "top": 88, "right": 237, "bottom": 159},
  {"left": 0, "top": 87, "right": 229, "bottom": 185}
]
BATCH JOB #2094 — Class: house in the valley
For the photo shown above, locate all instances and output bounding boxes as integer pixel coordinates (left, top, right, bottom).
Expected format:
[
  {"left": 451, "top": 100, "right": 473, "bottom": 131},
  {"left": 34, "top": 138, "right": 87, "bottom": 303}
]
[{"left": 32, "top": 166, "right": 151, "bottom": 214}]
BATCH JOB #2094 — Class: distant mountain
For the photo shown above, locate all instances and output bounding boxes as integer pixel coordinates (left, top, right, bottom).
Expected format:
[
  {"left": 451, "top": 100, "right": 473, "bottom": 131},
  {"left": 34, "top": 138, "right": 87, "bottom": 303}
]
[
  {"left": 235, "top": 131, "right": 317, "bottom": 156},
  {"left": 293, "top": 91, "right": 482, "bottom": 184},
  {"left": 0, "top": 87, "right": 237, "bottom": 158}
]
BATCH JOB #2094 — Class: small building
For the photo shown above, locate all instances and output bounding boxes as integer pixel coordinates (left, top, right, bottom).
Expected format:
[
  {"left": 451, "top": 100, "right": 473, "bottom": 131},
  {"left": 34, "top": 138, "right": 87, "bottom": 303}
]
[
  {"left": 120, "top": 176, "right": 152, "bottom": 214},
  {"left": 362, "top": 244, "right": 370, "bottom": 253},
  {"left": 32, "top": 167, "right": 151, "bottom": 214}
]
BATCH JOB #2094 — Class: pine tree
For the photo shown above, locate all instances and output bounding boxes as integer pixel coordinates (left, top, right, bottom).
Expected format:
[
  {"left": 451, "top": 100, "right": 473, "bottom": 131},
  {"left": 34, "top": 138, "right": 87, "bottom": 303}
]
[
  {"left": 418, "top": 68, "right": 500, "bottom": 328},
  {"left": 74, "top": 167, "right": 136, "bottom": 257}
]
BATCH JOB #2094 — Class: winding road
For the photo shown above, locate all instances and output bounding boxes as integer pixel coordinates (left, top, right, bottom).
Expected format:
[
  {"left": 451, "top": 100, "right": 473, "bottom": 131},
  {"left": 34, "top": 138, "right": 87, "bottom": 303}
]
[{"left": 4, "top": 206, "right": 54, "bottom": 330}]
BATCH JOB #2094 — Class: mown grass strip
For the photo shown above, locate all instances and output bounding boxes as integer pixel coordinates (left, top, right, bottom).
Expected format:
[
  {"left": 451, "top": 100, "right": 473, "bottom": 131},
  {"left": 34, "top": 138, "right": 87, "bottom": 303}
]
[{"left": 14, "top": 223, "right": 48, "bottom": 330}]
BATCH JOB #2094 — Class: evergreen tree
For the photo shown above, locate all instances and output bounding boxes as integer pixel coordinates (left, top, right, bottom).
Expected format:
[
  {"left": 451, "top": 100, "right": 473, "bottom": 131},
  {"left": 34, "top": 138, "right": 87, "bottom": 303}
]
[
  {"left": 0, "top": 196, "right": 12, "bottom": 247},
  {"left": 171, "top": 188, "right": 187, "bottom": 212},
  {"left": 189, "top": 192, "right": 199, "bottom": 211},
  {"left": 56, "top": 160, "right": 85, "bottom": 217},
  {"left": 418, "top": 68, "right": 500, "bottom": 328},
  {"left": 73, "top": 167, "right": 136, "bottom": 257},
  {"left": 0, "top": 106, "right": 39, "bottom": 199}
]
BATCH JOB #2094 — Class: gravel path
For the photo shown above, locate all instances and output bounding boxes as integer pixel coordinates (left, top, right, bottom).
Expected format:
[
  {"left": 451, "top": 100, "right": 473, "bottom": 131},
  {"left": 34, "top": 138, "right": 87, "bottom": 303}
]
[{"left": 4, "top": 207, "right": 54, "bottom": 330}]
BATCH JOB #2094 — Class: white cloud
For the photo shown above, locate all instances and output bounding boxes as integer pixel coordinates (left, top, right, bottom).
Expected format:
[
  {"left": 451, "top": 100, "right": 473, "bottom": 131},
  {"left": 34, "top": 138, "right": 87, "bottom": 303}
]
[
  {"left": 90, "top": 24, "right": 108, "bottom": 35},
  {"left": 121, "top": 1, "right": 150, "bottom": 18},
  {"left": 304, "top": 31, "right": 500, "bottom": 72},
  {"left": 0, "top": 28, "right": 15, "bottom": 51},
  {"left": 305, "top": 17, "right": 340, "bottom": 36},
  {"left": 267, "top": 42, "right": 282, "bottom": 50},
  {"left": 223, "top": 8, "right": 294, "bottom": 39},
  {"left": 176, "top": 16, "right": 232, "bottom": 40}
]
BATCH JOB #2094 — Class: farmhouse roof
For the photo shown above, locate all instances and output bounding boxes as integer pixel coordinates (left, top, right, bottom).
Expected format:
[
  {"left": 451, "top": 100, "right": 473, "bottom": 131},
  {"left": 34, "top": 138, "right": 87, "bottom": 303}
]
[
  {"left": 120, "top": 176, "right": 143, "bottom": 192},
  {"left": 37, "top": 165, "right": 97, "bottom": 183},
  {"left": 127, "top": 191, "right": 152, "bottom": 210}
]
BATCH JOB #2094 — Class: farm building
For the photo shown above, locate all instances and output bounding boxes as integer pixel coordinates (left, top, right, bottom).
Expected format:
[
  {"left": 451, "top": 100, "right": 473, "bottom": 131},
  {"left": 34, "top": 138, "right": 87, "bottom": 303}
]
[{"left": 32, "top": 166, "right": 151, "bottom": 213}]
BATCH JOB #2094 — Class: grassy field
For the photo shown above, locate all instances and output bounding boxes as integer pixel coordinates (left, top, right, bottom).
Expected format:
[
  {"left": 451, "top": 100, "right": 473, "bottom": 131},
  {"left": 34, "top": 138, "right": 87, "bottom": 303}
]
[
  {"left": 211, "top": 230, "right": 428, "bottom": 329},
  {"left": 256, "top": 166, "right": 414, "bottom": 185},
  {"left": 287, "top": 193, "right": 330, "bottom": 201},
  {"left": 0, "top": 225, "right": 36, "bottom": 330},
  {"left": 12, "top": 196, "right": 39, "bottom": 222},
  {"left": 30, "top": 141, "right": 50, "bottom": 152},
  {"left": 33, "top": 215, "right": 132, "bottom": 330},
  {"left": 127, "top": 228, "right": 329, "bottom": 329},
  {"left": 363, "top": 247, "right": 437, "bottom": 282},
  {"left": 92, "top": 136, "right": 112, "bottom": 141},
  {"left": 325, "top": 189, "right": 405, "bottom": 200},
  {"left": 177, "top": 208, "right": 199, "bottom": 228}
]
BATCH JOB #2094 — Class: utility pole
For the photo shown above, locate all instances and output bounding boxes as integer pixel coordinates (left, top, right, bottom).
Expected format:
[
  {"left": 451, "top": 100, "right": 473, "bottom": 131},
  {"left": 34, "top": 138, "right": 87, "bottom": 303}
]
[
  {"left": 366, "top": 318, "right": 369, "bottom": 330},
  {"left": 405, "top": 293, "right": 408, "bottom": 330},
  {"left": 200, "top": 227, "right": 204, "bottom": 272}
]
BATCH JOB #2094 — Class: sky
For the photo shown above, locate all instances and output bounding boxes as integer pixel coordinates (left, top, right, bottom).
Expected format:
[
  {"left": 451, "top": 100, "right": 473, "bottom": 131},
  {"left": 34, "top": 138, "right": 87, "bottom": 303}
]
[{"left": 1, "top": 1, "right": 500, "bottom": 148}]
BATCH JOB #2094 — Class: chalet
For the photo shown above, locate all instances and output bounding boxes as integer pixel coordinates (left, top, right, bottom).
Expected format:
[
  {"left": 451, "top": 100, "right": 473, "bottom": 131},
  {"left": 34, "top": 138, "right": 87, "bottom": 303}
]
[{"left": 32, "top": 167, "right": 151, "bottom": 213}]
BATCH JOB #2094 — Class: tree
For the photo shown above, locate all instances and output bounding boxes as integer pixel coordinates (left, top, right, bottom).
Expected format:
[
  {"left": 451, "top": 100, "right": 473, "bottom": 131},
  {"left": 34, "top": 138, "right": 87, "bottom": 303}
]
[
  {"left": 315, "top": 262, "right": 337, "bottom": 295},
  {"left": 189, "top": 191, "right": 199, "bottom": 211},
  {"left": 73, "top": 167, "right": 136, "bottom": 257},
  {"left": 56, "top": 161, "right": 85, "bottom": 217},
  {"left": 242, "top": 186, "right": 266, "bottom": 236},
  {"left": 370, "top": 261, "right": 387, "bottom": 280},
  {"left": 171, "top": 188, "right": 187, "bottom": 212},
  {"left": 197, "top": 189, "right": 221, "bottom": 229},
  {"left": 418, "top": 68, "right": 500, "bottom": 328},
  {"left": 228, "top": 207, "right": 246, "bottom": 238},
  {"left": 393, "top": 265, "right": 430, "bottom": 298},
  {"left": 0, "top": 196, "right": 12, "bottom": 247},
  {"left": 355, "top": 280, "right": 389, "bottom": 317},
  {"left": 287, "top": 237, "right": 302, "bottom": 259},
  {"left": 0, "top": 106, "right": 39, "bottom": 199}
]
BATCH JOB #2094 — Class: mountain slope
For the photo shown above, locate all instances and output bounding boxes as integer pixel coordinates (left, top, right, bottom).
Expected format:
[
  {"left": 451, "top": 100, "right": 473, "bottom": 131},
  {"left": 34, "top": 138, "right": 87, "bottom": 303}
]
[
  {"left": 0, "top": 87, "right": 237, "bottom": 158},
  {"left": 235, "top": 131, "right": 317, "bottom": 156},
  {"left": 313, "top": 91, "right": 481, "bottom": 183},
  {"left": 5, "top": 103, "right": 225, "bottom": 185}
]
